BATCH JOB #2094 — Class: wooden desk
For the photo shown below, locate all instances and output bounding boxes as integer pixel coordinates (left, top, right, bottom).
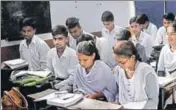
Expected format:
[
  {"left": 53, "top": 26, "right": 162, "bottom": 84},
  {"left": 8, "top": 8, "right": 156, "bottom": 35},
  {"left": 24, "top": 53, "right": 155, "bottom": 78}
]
[
  {"left": 159, "top": 77, "right": 176, "bottom": 109},
  {"left": 67, "top": 98, "right": 122, "bottom": 109},
  {"left": 28, "top": 89, "right": 122, "bottom": 109}
]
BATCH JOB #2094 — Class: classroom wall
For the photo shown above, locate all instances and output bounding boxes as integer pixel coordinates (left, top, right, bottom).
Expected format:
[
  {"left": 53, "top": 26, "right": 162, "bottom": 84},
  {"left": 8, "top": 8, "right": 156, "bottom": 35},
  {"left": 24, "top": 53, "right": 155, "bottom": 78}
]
[
  {"left": 1, "top": 1, "right": 135, "bottom": 62},
  {"left": 50, "top": 1, "right": 135, "bottom": 31}
]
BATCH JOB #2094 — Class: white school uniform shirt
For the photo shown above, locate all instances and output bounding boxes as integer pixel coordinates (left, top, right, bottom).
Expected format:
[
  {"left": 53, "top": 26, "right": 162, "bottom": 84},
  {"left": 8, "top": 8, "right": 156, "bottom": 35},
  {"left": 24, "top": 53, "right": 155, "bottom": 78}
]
[
  {"left": 155, "top": 26, "right": 168, "bottom": 45},
  {"left": 143, "top": 22, "right": 158, "bottom": 42},
  {"left": 98, "top": 25, "right": 126, "bottom": 68},
  {"left": 19, "top": 35, "right": 50, "bottom": 71},
  {"left": 101, "top": 25, "right": 126, "bottom": 40},
  {"left": 46, "top": 46, "right": 78, "bottom": 79},
  {"left": 131, "top": 31, "right": 153, "bottom": 59},
  {"left": 68, "top": 30, "right": 94, "bottom": 50},
  {"left": 157, "top": 44, "right": 176, "bottom": 75},
  {"left": 96, "top": 37, "right": 116, "bottom": 69},
  {"left": 114, "top": 61, "right": 159, "bottom": 109}
]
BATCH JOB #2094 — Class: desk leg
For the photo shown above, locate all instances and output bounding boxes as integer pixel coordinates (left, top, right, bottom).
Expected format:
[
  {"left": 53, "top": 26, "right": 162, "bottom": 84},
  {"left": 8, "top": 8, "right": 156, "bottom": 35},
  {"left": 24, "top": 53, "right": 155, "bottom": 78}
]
[
  {"left": 161, "top": 88, "right": 165, "bottom": 110},
  {"left": 34, "top": 101, "right": 37, "bottom": 110},
  {"left": 172, "top": 87, "right": 176, "bottom": 104}
]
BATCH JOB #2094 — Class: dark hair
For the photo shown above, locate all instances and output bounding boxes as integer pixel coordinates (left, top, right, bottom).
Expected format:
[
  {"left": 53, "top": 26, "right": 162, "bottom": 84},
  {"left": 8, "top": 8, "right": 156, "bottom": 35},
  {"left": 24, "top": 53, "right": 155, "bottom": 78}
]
[
  {"left": 52, "top": 25, "right": 68, "bottom": 37},
  {"left": 168, "top": 22, "right": 176, "bottom": 32},
  {"left": 129, "top": 16, "right": 137, "bottom": 24},
  {"left": 163, "top": 12, "right": 175, "bottom": 21},
  {"left": 129, "top": 16, "right": 144, "bottom": 25},
  {"left": 101, "top": 11, "right": 114, "bottom": 22},
  {"left": 137, "top": 14, "right": 149, "bottom": 24},
  {"left": 113, "top": 41, "right": 141, "bottom": 61},
  {"left": 77, "top": 40, "right": 100, "bottom": 60},
  {"left": 117, "top": 29, "right": 131, "bottom": 40},
  {"left": 65, "top": 17, "right": 80, "bottom": 29},
  {"left": 20, "top": 17, "right": 36, "bottom": 29},
  {"left": 76, "top": 34, "right": 95, "bottom": 45}
]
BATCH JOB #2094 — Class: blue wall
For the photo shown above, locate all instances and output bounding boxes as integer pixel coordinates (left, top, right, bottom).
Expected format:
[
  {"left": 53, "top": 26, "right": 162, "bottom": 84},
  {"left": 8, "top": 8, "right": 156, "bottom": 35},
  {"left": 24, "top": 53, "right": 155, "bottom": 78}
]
[
  {"left": 135, "top": 1, "right": 164, "bottom": 28},
  {"left": 166, "top": 1, "right": 176, "bottom": 15}
]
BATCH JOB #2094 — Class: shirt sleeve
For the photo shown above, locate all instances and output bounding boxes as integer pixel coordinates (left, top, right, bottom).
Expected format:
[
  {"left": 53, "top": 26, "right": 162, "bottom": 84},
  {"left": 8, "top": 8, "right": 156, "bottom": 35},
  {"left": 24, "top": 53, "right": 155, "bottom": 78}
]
[
  {"left": 65, "top": 53, "right": 79, "bottom": 85},
  {"left": 38, "top": 41, "right": 50, "bottom": 70},
  {"left": 144, "top": 73, "right": 159, "bottom": 109},
  {"left": 136, "top": 43, "right": 148, "bottom": 63},
  {"left": 151, "top": 25, "right": 158, "bottom": 40},
  {"left": 19, "top": 43, "right": 24, "bottom": 59},
  {"left": 157, "top": 46, "right": 165, "bottom": 73},
  {"left": 155, "top": 28, "right": 163, "bottom": 46},
  {"left": 46, "top": 50, "right": 54, "bottom": 74}
]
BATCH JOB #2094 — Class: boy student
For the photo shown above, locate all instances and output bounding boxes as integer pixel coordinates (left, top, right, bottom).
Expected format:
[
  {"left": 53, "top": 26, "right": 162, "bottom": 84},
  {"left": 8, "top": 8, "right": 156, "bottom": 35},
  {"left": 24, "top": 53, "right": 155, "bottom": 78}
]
[
  {"left": 129, "top": 16, "right": 153, "bottom": 61},
  {"left": 137, "top": 14, "right": 158, "bottom": 42},
  {"left": 65, "top": 17, "right": 95, "bottom": 50},
  {"left": 116, "top": 29, "right": 148, "bottom": 63},
  {"left": 96, "top": 11, "right": 126, "bottom": 69},
  {"left": 101, "top": 10, "right": 125, "bottom": 41},
  {"left": 19, "top": 17, "right": 50, "bottom": 71},
  {"left": 155, "top": 12, "right": 175, "bottom": 45},
  {"left": 47, "top": 25, "right": 78, "bottom": 92}
]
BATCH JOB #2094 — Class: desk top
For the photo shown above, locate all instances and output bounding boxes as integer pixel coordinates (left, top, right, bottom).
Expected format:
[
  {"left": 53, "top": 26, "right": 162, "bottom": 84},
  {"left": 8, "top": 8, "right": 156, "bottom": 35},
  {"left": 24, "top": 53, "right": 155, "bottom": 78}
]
[
  {"left": 67, "top": 98, "right": 122, "bottom": 109},
  {"left": 28, "top": 89, "right": 122, "bottom": 109}
]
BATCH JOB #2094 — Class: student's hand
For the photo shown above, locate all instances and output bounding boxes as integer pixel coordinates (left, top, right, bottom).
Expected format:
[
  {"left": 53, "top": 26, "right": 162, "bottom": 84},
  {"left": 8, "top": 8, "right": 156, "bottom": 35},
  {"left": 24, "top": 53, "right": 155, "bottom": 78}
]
[
  {"left": 86, "top": 94, "right": 97, "bottom": 99},
  {"left": 120, "top": 105, "right": 128, "bottom": 110},
  {"left": 111, "top": 101, "right": 121, "bottom": 105}
]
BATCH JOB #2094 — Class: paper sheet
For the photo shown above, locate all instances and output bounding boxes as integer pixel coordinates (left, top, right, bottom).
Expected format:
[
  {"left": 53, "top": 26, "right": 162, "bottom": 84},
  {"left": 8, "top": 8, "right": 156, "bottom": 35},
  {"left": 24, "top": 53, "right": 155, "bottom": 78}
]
[{"left": 123, "top": 100, "right": 147, "bottom": 109}]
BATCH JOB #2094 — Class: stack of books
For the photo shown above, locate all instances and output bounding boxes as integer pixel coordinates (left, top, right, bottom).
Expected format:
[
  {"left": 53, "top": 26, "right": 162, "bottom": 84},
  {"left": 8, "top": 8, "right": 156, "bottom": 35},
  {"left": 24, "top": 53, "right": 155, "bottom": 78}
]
[{"left": 3, "top": 59, "right": 28, "bottom": 69}]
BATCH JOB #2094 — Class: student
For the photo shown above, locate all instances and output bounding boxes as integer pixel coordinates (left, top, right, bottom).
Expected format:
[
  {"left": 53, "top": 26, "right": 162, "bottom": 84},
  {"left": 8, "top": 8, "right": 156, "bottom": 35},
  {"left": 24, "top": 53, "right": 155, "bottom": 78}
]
[
  {"left": 137, "top": 14, "right": 158, "bottom": 41},
  {"left": 101, "top": 10, "right": 125, "bottom": 40},
  {"left": 19, "top": 17, "right": 50, "bottom": 71},
  {"left": 46, "top": 25, "right": 79, "bottom": 91},
  {"left": 76, "top": 33, "right": 95, "bottom": 45},
  {"left": 113, "top": 41, "right": 159, "bottom": 109},
  {"left": 96, "top": 11, "right": 125, "bottom": 69},
  {"left": 65, "top": 17, "right": 95, "bottom": 50},
  {"left": 157, "top": 23, "right": 176, "bottom": 76},
  {"left": 73, "top": 41, "right": 117, "bottom": 102},
  {"left": 129, "top": 16, "right": 153, "bottom": 61},
  {"left": 96, "top": 36, "right": 118, "bottom": 69},
  {"left": 117, "top": 29, "right": 148, "bottom": 63},
  {"left": 155, "top": 12, "right": 175, "bottom": 45}
]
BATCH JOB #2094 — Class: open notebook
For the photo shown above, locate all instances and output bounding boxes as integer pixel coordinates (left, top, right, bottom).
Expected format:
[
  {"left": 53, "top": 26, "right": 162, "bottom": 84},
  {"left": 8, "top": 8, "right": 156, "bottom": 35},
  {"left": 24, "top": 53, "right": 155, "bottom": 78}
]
[
  {"left": 47, "top": 93, "right": 83, "bottom": 107},
  {"left": 3, "top": 59, "right": 28, "bottom": 69}
]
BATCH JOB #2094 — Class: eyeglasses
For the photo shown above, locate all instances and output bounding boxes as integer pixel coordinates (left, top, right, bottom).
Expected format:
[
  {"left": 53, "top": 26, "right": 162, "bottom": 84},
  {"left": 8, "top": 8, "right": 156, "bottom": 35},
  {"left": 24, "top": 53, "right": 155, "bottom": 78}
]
[
  {"left": 167, "top": 32, "right": 176, "bottom": 36},
  {"left": 117, "top": 58, "right": 129, "bottom": 65}
]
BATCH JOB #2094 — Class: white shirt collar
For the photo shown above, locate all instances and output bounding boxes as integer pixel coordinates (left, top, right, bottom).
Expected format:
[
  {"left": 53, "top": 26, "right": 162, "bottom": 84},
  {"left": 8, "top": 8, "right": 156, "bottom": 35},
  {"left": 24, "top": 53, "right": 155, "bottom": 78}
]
[
  {"left": 21, "top": 35, "right": 37, "bottom": 47},
  {"left": 56, "top": 46, "right": 69, "bottom": 58}
]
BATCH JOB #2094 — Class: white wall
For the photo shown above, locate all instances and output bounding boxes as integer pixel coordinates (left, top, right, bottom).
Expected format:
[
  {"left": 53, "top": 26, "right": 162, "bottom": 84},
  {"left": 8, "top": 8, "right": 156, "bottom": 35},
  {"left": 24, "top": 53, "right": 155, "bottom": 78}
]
[
  {"left": 1, "top": 1, "right": 135, "bottom": 47},
  {"left": 50, "top": 1, "right": 135, "bottom": 32}
]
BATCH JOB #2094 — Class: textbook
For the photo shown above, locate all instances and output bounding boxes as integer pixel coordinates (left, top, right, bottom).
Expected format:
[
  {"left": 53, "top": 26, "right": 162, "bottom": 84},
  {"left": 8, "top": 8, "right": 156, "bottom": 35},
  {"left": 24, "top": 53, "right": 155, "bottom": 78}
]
[
  {"left": 47, "top": 93, "right": 83, "bottom": 107},
  {"left": 3, "top": 59, "right": 28, "bottom": 69}
]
